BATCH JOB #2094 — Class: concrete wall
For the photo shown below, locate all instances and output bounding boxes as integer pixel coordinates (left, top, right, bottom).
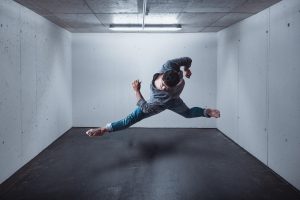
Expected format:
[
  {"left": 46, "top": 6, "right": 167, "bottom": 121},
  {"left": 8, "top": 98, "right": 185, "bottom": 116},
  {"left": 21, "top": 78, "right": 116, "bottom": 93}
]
[
  {"left": 217, "top": 0, "right": 300, "bottom": 190},
  {"left": 72, "top": 33, "right": 217, "bottom": 128},
  {"left": 0, "top": 0, "right": 72, "bottom": 184}
]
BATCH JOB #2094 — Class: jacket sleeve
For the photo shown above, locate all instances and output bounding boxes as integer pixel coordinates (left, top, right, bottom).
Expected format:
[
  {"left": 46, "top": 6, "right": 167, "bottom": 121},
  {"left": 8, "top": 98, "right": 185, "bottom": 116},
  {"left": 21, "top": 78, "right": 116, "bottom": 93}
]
[
  {"left": 160, "top": 57, "right": 192, "bottom": 73},
  {"left": 136, "top": 99, "right": 162, "bottom": 114}
]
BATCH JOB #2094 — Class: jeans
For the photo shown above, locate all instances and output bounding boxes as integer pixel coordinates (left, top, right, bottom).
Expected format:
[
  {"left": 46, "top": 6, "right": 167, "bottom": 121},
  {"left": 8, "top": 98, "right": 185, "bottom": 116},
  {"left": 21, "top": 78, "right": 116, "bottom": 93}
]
[{"left": 106, "top": 98, "right": 206, "bottom": 132}]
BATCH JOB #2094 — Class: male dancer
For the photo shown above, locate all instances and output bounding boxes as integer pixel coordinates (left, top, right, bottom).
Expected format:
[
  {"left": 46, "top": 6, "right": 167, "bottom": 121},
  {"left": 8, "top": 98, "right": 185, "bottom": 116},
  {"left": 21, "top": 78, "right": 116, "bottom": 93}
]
[{"left": 86, "top": 57, "right": 220, "bottom": 137}]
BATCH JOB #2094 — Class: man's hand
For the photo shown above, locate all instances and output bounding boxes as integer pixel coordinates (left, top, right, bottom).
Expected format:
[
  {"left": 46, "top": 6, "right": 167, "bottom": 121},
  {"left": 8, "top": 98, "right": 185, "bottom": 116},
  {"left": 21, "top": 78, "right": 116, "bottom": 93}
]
[
  {"left": 132, "top": 80, "right": 144, "bottom": 102},
  {"left": 132, "top": 80, "right": 141, "bottom": 92},
  {"left": 206, "top": 109, "right": 221, "bottom": 118},
  {"left": 184, "top": 69, "right": 192, "bottom": 78}
]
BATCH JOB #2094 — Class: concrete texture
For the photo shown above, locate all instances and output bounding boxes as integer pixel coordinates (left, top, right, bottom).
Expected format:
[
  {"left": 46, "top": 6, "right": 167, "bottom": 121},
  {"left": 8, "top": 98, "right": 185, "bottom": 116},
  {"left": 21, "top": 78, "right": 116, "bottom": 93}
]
[
  {"left": 0, "top": 128, "right": 299, "bottom": 200},
  {"left": 217, "top": 0, "right": 300, "bottom": 190},
  {"left": 237, "top": 9, "right": 269, "bottom": 165},
  {"left": 268, "top": 0, "right": 300, "bottom": 191},
  {"left": 1, "top": 0, "right": 299, "bottom": 195},
  {"left": 72, "top": 33, "right": 217, "bottom": 128},
  {"left": 13, "top": 0, "right": 281, "bottom": 33},
  {"left": 0, "top": 0, "right": 72, "bottom": 184}
]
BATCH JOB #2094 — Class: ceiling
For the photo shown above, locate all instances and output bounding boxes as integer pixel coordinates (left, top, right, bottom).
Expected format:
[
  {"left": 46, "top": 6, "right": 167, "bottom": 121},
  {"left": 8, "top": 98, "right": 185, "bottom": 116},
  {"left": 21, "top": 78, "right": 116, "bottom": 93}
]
[{"left": 14, "top": 0, "right": 281, "bottom": 33}]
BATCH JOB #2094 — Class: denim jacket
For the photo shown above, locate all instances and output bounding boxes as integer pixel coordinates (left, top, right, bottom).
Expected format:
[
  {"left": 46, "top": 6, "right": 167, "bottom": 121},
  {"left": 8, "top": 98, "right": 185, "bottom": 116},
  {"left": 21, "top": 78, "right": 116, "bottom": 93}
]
[{"left": 137, "top": 57, "right": 192, "bottom": 113}]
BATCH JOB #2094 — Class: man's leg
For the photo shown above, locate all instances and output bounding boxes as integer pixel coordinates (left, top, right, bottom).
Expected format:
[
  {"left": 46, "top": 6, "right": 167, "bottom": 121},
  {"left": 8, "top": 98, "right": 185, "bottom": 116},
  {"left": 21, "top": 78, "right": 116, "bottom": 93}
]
[
  {"left": 108, "top": 107, "right": 148, "bottom": 132},
  {"left": 166, "top": 98, "right": 220, "bottom": 118},
  {"left": 86, "top": 106, "right": 164, "bottom": 136},
  {"left": 165, "top": 98, "right": 208, "bottom": 118}
]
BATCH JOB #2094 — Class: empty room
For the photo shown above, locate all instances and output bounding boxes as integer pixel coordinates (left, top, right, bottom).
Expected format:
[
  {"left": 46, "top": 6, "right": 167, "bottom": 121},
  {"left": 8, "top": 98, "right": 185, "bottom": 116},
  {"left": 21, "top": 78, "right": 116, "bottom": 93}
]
[{"left": 0, "top": 0, "right": 300, "bottom": 199}]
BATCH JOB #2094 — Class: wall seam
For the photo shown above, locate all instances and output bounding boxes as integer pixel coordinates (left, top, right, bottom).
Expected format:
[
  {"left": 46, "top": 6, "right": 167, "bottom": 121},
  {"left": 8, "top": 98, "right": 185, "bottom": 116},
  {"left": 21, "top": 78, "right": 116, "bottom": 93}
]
[
  {"left": 216, "top": 33, "right": 219, "bottom": 129},
  {"left": 266, "top": 7, "right": 271, "bottom": 166},
  {"left": 19, "top": 5, "right": 24, "bottom": 160},
  {"left": 237, "top": 34, "right": 240, "bottom": 144},
  {"left": 70, "top": 33, "right": 73, "bottom": 127},
  {"left": 35, "top": 31, "right": 37, "bottom": 129}
]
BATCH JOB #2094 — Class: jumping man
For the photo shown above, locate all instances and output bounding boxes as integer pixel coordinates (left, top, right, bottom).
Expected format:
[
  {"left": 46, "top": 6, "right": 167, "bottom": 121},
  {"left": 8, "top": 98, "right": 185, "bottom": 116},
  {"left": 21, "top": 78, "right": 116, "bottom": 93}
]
[{"left": 86, "top": 57, "right": 220, "bottom": 137}]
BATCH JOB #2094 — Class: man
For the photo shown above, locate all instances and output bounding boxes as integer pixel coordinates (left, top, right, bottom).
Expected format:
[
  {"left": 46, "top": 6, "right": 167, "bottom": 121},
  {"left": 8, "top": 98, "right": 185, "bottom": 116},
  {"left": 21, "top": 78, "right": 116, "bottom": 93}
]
[{"left": 86, "top": 57, "right": 220, "bottom": 137}]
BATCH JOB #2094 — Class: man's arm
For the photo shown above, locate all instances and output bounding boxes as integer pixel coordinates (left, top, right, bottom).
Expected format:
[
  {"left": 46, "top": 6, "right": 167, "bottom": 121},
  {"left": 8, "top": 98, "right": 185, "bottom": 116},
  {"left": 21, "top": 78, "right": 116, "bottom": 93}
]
[
  {"left": 132, "top": 80, "right": 161, "bottom": 113},
  {"left": 161, "top": 57, "right": 192, "bottom": 79},
  {"left": 132, "top": 80, "right": 144, "bottom": 102},
  {"left": 162, "top": 57, "right": 192, "bottom": 72}
]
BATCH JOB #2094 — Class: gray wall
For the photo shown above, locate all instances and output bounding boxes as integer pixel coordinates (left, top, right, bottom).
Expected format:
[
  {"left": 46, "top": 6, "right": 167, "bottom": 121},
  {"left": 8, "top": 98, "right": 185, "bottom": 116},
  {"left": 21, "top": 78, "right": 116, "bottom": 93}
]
[
  {"left": 0, "top": 0, "right": 72, "bottom": 184},
  {"left": 217, "top": 0, "right": 300, "bottom": 190},
  {"left": 2, "top": 0, "right": 299, "bottom": 191},
  {"left": 72, "top": 33, "right": 217, "bottom": 128}
]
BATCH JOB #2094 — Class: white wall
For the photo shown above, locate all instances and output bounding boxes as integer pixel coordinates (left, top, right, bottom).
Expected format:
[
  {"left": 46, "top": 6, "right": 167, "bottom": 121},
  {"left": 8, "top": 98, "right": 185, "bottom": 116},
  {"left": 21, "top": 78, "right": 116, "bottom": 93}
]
[
  {"left": 3, "top": 0, "right": 298, "bottom": 191},
  {"left": 217, "top": 0, "right": 300, "bottom": 190},
  {"left": 0, "top": 0, "right": 72, "bottom": 184},
  {"left": 72, "top": 33, "right": 217, "bottom": 128}
]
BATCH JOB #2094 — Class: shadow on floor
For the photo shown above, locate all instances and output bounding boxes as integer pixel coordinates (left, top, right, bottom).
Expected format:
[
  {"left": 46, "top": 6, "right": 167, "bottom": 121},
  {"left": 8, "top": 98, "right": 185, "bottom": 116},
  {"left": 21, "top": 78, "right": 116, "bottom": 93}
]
[{"left": 1, "top": 128, "right": 299, "bottom": 200}]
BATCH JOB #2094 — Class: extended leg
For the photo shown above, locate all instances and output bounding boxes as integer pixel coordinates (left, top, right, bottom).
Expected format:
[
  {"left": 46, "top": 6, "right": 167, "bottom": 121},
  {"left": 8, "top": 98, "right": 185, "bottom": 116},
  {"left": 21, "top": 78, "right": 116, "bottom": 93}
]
[
  {"left": 165, "top": 98, "right": 207, "bottom": 118},
  {"left": 108, "top": 107, "right": 147, "bottom": 132},
  {"left": 166, "top": 98, "right": 220, "bottom": 118},
  {"left": 86, "top": 106, "right": 164, "bottom": 136}
]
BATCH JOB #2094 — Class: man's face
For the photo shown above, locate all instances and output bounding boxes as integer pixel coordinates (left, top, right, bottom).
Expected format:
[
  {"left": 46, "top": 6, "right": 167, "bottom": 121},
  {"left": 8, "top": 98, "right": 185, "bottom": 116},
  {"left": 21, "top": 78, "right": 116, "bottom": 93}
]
[{"left": 160, "top": 80, "right": 171, "bottom": 91}]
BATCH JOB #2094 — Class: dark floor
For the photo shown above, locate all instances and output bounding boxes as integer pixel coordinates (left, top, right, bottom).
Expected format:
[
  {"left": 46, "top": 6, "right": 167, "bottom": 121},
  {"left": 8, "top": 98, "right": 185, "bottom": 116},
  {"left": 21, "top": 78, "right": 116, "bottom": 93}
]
[{"left": 0, "top": 128, "right": 299, "bottom": 200}]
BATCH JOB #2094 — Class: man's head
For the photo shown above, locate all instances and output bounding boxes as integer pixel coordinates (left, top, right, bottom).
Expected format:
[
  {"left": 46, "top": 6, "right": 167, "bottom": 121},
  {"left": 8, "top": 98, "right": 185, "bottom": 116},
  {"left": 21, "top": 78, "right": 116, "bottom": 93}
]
[{"left": 162, "top": 70, "right": 180, "bottom": 88}]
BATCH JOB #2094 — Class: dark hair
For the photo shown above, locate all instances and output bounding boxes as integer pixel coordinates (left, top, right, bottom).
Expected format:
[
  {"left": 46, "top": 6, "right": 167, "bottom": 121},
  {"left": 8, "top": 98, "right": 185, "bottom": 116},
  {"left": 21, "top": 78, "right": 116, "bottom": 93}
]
[{"left": 162, "top": 70, "right": 180, "bottom": 87}]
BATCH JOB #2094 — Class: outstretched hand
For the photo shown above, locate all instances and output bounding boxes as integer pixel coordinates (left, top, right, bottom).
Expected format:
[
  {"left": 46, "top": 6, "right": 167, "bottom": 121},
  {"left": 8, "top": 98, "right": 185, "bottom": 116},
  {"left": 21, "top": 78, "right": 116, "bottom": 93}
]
[
  {"left": 132, "top": 80, "right": 141, "bottom": 92},
  {"left": 184, "top": 69, "right": 192, "bottom": 78},
  {"left": 206, "top": 109, "right": 221, "bottom": 118}
]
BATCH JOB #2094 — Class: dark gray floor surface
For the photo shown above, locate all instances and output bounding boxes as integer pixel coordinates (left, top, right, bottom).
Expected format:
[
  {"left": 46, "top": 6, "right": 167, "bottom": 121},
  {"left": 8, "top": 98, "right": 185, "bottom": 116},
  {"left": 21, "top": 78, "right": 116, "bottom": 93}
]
[{"left": 0, "top": 128, "right": 299, "bottom": 200}]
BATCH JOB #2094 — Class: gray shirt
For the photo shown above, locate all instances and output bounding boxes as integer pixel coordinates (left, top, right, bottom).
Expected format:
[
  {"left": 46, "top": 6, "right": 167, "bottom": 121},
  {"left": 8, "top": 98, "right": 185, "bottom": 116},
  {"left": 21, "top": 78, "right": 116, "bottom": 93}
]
[{"left": 137, "top": 57, "right": 192, "bottom": 113}]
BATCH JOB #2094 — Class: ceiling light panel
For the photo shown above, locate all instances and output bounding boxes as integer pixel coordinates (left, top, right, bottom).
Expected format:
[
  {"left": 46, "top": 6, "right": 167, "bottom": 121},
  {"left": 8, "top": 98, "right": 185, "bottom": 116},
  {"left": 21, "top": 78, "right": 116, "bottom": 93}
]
[{"left": 109, "top": 24, "right": 182, "bottom": 32}]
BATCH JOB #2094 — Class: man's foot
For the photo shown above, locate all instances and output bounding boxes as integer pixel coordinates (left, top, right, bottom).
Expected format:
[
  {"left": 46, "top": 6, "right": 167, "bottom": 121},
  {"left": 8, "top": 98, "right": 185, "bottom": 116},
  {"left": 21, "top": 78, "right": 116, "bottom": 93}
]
[
  {"left": 206, "top": 109, "right": 221, "bottom": 118},
  {"left": 86, "top": 127, "right": 107, "bottom": 137}
]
